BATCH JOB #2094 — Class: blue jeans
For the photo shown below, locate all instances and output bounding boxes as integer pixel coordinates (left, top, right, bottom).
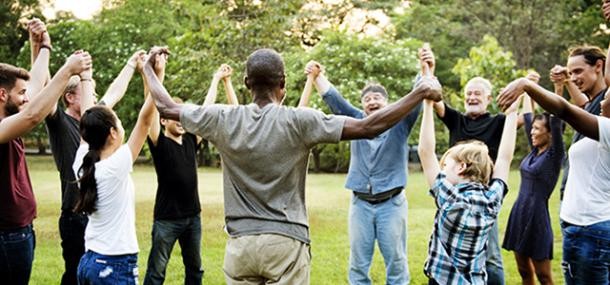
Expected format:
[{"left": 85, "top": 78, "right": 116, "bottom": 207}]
[
  {"left": 486, "top": 221, "right": 504, "bottom": 285},
  {"left": 0, "top": 224, "right": 35, "bottom": 285},
  {"left": 561, "top": 220, "right": 610, "bottom": 285},
  {"left": 349, "top": 193, "right": 409, "bottom": 285},
  {"left": 77, "top": 251, "right": 138, "bottom": 285},
  {"left": 144, "top": 215, "right": 203, "bottom": 285},
  {"left": 59, "top": 211, "right": 88, "bottom": 285}
]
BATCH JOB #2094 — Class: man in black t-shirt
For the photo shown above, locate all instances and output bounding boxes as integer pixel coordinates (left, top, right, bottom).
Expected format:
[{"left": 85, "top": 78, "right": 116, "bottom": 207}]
[{"left": 45, "top": 51, "right": 143, "bottom": 285}]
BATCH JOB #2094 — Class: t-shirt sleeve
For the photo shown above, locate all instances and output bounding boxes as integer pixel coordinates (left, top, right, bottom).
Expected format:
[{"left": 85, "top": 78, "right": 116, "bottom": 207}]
[
  {"left": 439, "top": 102, "right": 459, "bottom": 130},
  {"left": 598, "top": 116, "right": 610, "bottom": 150},
  {"left": 429, "top": 172, "right": 457, "bottom": 208},
  {"left": 72, "top": 143, "right": 89, "bottom": 180},
  {"left": 295, "top": 108, "right": 347, "bottom": 147},
  {"left": 107, "top": 144, "right": 133, "bottom": 176},
  {"left": 179, "top": 104, "right": 222, "bottom": 140},
  {"left": 488, "top": 178, "right": 508, "bottom": 203}
]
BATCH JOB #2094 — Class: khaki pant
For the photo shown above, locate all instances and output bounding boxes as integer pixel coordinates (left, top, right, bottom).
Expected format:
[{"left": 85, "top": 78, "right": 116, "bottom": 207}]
[{"left": 223, "top": 234, "right": 311, "bottom": 285}]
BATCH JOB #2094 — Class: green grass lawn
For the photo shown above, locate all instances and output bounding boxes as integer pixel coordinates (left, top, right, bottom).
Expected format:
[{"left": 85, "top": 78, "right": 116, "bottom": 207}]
[{"left": 26, "top": 156, "right": 564, "bottom": 284}]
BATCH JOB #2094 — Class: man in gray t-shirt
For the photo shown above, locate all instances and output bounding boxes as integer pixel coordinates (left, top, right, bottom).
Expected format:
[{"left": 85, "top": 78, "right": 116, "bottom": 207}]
[{"left": 144, "top": 48, "right": 441, "bottom": 284}]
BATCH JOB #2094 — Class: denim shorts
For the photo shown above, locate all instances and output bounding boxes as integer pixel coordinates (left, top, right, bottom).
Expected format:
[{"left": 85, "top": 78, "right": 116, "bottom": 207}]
[{"left": 77, "top": 250, "right": 138, "bottom": 285}]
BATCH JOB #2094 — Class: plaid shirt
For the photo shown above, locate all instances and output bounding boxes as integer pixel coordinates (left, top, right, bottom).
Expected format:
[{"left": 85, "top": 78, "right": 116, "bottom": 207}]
[{"left": 424, "top": 172, "right": 507, "bottom": 285}]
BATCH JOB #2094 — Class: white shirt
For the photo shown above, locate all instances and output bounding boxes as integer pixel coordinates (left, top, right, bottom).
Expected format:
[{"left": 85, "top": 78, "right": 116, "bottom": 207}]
[
  {"left": 73, "top": 144, "right": 138, "bottom": 255},
  {"left": 561, "top": 116, "right": 610, "bottom": 226}
]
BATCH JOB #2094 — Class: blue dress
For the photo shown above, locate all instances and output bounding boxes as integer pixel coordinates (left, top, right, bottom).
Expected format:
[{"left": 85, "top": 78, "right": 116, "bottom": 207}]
[{"left": 502, "top": 113, "right": 564, "bottom": 260}]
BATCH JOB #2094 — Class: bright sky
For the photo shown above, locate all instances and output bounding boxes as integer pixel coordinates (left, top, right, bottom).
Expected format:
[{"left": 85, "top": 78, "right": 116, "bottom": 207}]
[{"left": 42, "top": 0, "right": 102, "bottom": 20}]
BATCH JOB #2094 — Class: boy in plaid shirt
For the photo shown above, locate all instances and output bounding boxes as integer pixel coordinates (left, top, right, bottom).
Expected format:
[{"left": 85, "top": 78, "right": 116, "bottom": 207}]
[{"left": 417, "top": 97, "right": 520, "bottom": 285}]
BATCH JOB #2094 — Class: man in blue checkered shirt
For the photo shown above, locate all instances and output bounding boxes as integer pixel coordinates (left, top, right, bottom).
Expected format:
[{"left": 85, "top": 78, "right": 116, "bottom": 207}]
[{"left": 417, "top": 94, "right": 519, "bottom": 284}]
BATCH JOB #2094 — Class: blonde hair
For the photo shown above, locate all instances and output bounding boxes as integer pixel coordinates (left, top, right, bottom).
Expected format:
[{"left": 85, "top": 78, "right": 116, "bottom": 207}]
[
  {"left": 61, "top": 76, "right": 81, "bottom": 106},
  {"left": 465, "top": 77, "right": 493, "bottom": 97},
  {"left": 440, "top": 140, "right": 494, "bottom": 185}
]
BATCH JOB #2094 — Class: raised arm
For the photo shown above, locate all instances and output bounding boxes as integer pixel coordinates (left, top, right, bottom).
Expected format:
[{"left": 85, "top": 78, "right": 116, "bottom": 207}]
[
  {"left": 299, "top": 61, "right": 323, "bottom": 107},
  {"left": 309, "top": 61, "right": 362, "bottom": 117},
  {"left": 492, "top": 96, "right": 521, "bottom": 182},
  {"left": 143, "top": 48, "right": 181, "bottom": 121},
  {"left": 521, "top": 95, "right": 534, "bottom": 148},
  {"left": 341, "top": 76, "right": 441, "bottom": 140},
  {"left": 99, "top": 50, "right": 145, "bottom": 108},
  {"left": 25, "top": 19, "right": 52, "bottom": 102},
  {"left": 0, "top": 52, "right": 92, "bottom": 143},
  {"left": 204, "top": 64, "right": 236, "bottom": 106},
  {"left": 78, "top": 52, "right": 96, "bottom": 116},
  {"left": 419, "top": 44, "right": 446, "bottom": 118},
  {"left": 220, "top": 64, "right": 238, "bottom": 105},
  {"left": 127, "top": 94, "right": 156, "bottom": 162},
  {"left": 145, "top": 47, "right": 167, "bottom": 146},
  {"left": 418, "top": 100, "right": 440, "bottom": 187},
  {"left": 550, "top": 65, "right": 587, "bottom": 107},
  {"left": 498, "top": 77, "right": 600, "bottom": 141}
]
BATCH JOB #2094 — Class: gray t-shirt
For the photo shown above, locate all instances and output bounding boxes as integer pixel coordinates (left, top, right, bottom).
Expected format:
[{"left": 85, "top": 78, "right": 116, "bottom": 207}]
[{"left": 180, "top": 103, "right": 346, "bottom": 243}]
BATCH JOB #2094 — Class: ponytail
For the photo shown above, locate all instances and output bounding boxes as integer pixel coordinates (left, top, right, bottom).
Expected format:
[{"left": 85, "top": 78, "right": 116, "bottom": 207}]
[
  {"left": 73, "top": 106, "right": 117, "bottom": 214},
  {"left": 74, "top": 150, "right": 100, "bottom": 214}
]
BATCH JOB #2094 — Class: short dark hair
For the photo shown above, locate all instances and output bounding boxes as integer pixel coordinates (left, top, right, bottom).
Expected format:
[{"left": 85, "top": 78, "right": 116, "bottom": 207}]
[
  {"left": 0, "top": 63, "right": 30, "bottom": 91},
  {"left": 245, "top": 49, "right": 285, "bottom": 91},
  {"left": 361, "top": 83, "right": 388, "bottom": 99},
  {"left": 569, "top": 46, "right": 606, "bottom": 67}
]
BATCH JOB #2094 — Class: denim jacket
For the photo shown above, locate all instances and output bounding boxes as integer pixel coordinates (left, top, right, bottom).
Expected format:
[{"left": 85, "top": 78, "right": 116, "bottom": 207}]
[{"left": 321, "top": 86, "right": 421, "bottom": 194}]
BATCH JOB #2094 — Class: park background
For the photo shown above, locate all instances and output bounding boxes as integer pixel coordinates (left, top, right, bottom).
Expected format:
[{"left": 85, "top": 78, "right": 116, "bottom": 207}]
[{"left": 2, "top": 0, "right": 608, "bottom": 283}]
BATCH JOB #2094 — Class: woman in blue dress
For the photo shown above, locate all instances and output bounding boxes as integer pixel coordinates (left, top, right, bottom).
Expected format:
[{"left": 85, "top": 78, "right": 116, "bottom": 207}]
[{"left": 502, "top": 94, "right": 564, "bottom": 285}]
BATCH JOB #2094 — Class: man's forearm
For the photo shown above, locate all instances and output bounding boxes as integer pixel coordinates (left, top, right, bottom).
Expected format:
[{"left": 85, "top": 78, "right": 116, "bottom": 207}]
[
  {"left": 524, "top": 82, "right": 570, "bottom": 117},
  {"left": 100, "top": 64, "right": 136, "bottom": 108},
  {"left": 143, "top": 65, "right": 180, "bottom": 120},
  {"left": 342, "top": 89, "right": 424, "bottom": 140},
  {"left": 26, "top": 48, "right": 50, "bottom": 101}
]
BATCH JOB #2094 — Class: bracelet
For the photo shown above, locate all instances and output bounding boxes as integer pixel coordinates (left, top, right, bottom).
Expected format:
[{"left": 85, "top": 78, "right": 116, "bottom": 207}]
[
  {"left": 80, "top": 78, "right": 92, "bottom": 82},
  {"left": 39, "top": 44, "right": 53, "bottom": 51}
]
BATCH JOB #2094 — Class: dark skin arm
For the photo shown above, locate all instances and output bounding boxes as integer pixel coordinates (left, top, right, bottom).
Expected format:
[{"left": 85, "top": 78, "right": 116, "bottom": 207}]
[
  {"left": 142, "top": 48, "right": 181, "bottom": 120},
  {"left": 498, "top": 77, "right": 600, "bottom": 140},
  {"left": 341, "top": 77, "right": 441, "bottom": 140}
]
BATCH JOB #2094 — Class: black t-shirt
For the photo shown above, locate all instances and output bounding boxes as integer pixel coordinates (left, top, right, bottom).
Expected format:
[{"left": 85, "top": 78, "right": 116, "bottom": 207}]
[
  {"left": 439, "top": 102, "right": 506, "bottom": 161},
  {"left": 45, "top": 108, "right": 81, "bottom": 211},
  {"left": 148, "top": 131, "right": 201, "bottom": 220}
]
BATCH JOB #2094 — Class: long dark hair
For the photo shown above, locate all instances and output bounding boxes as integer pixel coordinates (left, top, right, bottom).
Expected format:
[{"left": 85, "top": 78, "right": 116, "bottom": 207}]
[{"left": 74, "top": 106, "right": 117, "bottom": 214}]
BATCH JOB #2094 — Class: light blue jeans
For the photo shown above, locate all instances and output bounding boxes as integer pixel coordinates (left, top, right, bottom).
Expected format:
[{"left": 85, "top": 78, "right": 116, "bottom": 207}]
[
  {"left": 349, "top": 192, "right": 409, "bottom": 285},
  {"left": 562, "top": 220, "right": 610, "bottom": 285}
]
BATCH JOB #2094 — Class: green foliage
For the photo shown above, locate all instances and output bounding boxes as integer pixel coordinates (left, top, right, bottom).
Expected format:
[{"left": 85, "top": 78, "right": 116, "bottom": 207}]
[
  {"left": 283, "top": 31, "right": 422, "bottom": 171},
  {"left": 452, "top": 35, "right": 528, "bottom": 113},
  {"left": 0, "top": 0, "right": 44, "bottom": 65}
]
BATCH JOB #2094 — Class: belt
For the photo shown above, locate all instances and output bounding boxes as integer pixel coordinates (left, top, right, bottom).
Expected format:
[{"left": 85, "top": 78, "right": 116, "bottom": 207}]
[{"left": 354, "top": 187, "right": 403, "bottom": 204}]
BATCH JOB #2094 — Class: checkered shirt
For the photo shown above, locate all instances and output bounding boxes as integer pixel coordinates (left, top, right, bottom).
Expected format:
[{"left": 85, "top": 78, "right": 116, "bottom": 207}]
[{"left": 424, "top": 172, "right": 507, "bottom": 285}]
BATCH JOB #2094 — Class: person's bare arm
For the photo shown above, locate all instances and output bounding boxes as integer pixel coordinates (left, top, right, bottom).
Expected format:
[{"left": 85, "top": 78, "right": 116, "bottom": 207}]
[
  {"left": 145, "top": 48, "right": 167, "bottom": 146},
  {"left": 99, "top": 50, "right": 145, "bottom": 108},
  {"left": 309, "top": 61, "right": 332, "bottom": 95},
  {"left": 498, "top": 77, "right": 600, "bottom": 140},
  {"left": 299, "top": 61, "right": 322, "bottom": 107},
  {"left": 550, "top": 65, "right": 587, "bottom": 108},
  {"left": 219, "top": 64, "right": 238, "bottom": 105},
  {"left": 418, "top": 100, "right": 440, "bottom": 187},
  {"left": 79, "top": 55, "right": 95, "bottom": 116},
  {"left": 0, "top": 52, "right": 92, "bottom": 143},
  {"left": 143, "top": 48, "right": 181, "bottom": 121},
  {"left": 419, "top": 43, "right": 445, "bottom": 117},
  {"left": 341, "top": 76, "right": 441, "bottom": 140},
  {"left": 127, "top": 95, "right": 156, "bottom": 162},
  {"left": 493, "top": 97, "right": 521, "bottom": 182}
]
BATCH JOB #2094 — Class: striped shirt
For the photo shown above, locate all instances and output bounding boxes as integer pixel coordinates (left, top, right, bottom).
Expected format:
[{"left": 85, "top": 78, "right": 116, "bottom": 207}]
[{"left": 425, "top": 172, "right": 507, "bottom": 285}]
